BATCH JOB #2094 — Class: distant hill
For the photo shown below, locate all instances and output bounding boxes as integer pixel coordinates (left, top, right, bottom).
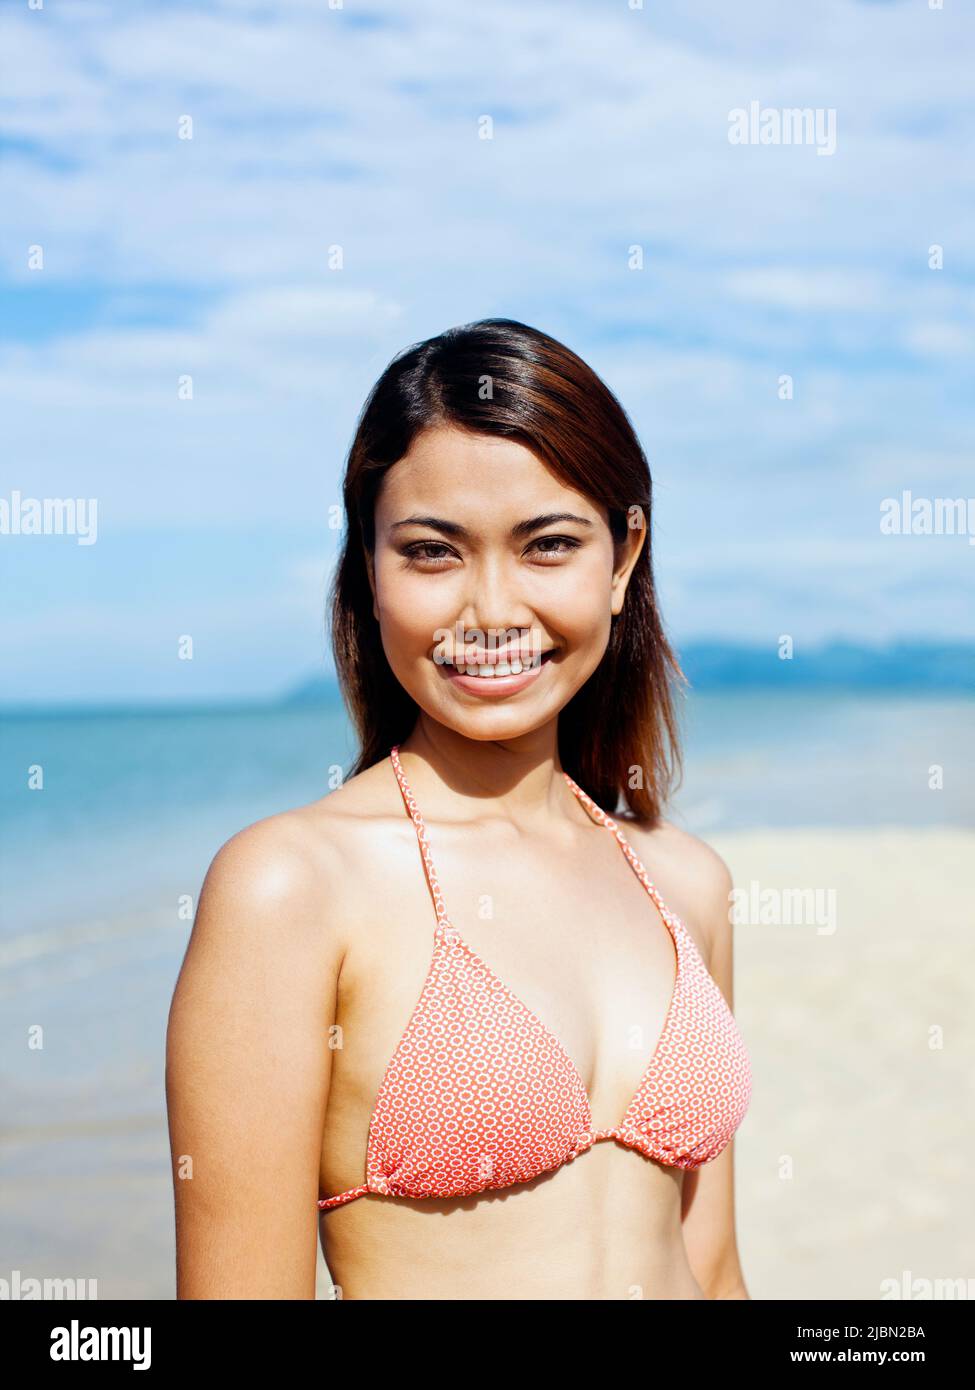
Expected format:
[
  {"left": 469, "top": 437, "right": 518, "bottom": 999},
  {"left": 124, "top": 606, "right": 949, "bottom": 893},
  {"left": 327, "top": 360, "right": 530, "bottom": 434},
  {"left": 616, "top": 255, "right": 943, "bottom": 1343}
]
[
  {"left": 677, "top": 641, "right": 975, "bottom": 691},
  {"left": 280, "top": 673, "right": 344, "bottom": 706},
  {"left": 280, "top": 641, "right": 975, "bottom": 702}
]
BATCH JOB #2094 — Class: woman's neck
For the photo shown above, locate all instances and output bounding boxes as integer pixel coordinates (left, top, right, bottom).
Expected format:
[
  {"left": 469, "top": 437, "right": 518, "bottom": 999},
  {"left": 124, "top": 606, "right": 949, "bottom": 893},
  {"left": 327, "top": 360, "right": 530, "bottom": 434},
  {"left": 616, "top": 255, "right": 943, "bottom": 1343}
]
[{"left": 397, "top": 716, "right": 579, "bottom": 830}]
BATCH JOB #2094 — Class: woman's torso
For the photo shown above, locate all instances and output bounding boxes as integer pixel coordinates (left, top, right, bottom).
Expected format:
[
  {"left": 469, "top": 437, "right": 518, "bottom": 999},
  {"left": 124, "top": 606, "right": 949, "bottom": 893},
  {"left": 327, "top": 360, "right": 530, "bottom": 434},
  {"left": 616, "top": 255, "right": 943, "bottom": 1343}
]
[{"left": 296, "top": 752, "right": 728, "bottom": 1300}]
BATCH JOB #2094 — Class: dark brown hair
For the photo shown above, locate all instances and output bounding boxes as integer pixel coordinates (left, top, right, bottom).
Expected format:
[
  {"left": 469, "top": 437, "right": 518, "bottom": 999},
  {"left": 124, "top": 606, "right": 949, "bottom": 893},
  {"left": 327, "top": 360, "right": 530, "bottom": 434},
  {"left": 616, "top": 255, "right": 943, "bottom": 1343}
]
[{"left": 327, "top": 317, "right": 685, "bottom": 822}]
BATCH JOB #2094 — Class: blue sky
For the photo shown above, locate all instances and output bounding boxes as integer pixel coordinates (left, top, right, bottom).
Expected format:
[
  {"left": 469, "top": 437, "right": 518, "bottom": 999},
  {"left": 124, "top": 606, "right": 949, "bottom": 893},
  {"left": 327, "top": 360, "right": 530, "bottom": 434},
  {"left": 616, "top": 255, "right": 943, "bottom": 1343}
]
[{"left": 2, "top": 0, "right": 973, "bottom": 703}]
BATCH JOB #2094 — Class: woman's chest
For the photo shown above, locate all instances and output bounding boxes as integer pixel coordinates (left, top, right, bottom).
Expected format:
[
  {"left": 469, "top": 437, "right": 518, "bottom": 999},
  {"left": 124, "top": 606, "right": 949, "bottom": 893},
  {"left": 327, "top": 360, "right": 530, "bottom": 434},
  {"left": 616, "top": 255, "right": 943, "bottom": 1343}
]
[{"left": 334, "top": 828, "right": 686, "bottom": 1129}]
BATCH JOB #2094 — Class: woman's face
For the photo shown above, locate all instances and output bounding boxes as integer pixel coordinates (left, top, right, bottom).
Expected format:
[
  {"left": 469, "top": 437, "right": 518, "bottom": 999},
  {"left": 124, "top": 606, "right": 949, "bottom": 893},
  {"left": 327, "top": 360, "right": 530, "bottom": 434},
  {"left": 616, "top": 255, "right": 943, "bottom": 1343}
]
[{"left": 367, "top": 424, "right": 645, "bottom": 744}]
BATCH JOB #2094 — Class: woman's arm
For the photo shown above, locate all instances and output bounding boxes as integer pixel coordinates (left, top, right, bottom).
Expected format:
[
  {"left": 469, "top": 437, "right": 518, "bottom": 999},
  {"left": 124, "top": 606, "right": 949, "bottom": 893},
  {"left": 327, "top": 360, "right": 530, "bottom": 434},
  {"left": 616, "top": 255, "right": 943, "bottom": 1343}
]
[
  {"left": 166, "top": 816, "right": 345, "bottom": 1299},
  {"left": 680, "top": 1145, "right": 750, "bottom": 1299},
  {"left": 670, "top": 840, "right": 751, "bottom": 1300}
]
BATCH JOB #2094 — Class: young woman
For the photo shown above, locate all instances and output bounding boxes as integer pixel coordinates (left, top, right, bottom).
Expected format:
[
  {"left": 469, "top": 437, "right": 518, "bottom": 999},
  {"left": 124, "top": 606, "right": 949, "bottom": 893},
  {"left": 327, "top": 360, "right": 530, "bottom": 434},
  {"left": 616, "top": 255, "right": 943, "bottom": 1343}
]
[{"left": 166, "top": 318, "right": 752, "bottom": 1301}]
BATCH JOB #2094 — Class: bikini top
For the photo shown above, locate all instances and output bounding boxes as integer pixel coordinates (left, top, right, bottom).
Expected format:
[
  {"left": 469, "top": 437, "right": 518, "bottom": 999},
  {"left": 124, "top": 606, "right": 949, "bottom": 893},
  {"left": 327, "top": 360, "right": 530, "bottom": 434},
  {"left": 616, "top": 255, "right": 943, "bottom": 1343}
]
[{"left": 318, "top": 745, "right": 752, "bottom": 1211}]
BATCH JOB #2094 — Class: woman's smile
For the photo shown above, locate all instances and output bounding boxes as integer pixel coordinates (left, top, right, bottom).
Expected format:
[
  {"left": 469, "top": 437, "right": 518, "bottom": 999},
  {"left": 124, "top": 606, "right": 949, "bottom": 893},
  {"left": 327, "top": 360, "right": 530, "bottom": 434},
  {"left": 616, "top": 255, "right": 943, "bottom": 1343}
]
[{"left": 435, "top": 646, "right": 558, "bottom": 697}]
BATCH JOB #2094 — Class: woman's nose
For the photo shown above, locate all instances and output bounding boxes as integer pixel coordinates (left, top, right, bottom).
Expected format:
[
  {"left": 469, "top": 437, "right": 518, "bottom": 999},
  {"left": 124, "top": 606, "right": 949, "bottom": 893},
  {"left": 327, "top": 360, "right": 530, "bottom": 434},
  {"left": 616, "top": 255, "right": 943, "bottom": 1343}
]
[{"left": 458, "top": 557, "right": 536, "bottom": 647}]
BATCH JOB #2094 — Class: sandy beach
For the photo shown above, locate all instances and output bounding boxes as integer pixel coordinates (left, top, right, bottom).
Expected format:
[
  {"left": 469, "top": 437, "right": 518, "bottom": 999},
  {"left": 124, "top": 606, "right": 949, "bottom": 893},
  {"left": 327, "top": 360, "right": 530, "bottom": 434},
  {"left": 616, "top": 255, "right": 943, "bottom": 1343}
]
[
  {"left": 4, "top": 824, "right": 970, "bottom": 1300},
  {"left": 710, "top": 826, "right": 975, "bottom": 1302}
]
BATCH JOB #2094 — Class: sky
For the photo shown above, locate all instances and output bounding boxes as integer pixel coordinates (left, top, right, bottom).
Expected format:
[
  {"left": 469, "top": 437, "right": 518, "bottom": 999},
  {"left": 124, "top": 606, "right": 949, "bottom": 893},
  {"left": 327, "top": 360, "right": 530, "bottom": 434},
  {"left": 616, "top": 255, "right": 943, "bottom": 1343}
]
[{"left": 1, "top": 0, "right": 973, "bottom": 704}]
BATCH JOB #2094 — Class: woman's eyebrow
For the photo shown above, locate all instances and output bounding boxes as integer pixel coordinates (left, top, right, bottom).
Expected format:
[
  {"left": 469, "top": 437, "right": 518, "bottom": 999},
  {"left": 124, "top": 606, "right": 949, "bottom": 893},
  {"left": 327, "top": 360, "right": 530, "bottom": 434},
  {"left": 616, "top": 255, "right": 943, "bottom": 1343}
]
[{"left": 390, "top": 512, "right": 594, "bottom": 540}]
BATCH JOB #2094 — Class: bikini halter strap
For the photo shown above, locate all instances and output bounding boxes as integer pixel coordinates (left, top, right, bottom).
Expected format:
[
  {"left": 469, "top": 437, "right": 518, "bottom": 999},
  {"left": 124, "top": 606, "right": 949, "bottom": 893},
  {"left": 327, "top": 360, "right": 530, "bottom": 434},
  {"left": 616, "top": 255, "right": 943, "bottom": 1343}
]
[
  {"left": 388, "top": 744, "right": 673, "bottom": 933},
  {"left": 389, "top": 745, "right": 453, "bottom": 930}
]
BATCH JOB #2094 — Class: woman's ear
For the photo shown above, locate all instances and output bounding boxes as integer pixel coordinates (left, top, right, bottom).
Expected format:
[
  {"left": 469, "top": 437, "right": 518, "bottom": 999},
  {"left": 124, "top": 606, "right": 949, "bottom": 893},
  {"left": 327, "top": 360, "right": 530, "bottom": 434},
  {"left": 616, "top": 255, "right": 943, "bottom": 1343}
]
[{"left": 610, "top": 507, "right": 648, "bottom": 616}]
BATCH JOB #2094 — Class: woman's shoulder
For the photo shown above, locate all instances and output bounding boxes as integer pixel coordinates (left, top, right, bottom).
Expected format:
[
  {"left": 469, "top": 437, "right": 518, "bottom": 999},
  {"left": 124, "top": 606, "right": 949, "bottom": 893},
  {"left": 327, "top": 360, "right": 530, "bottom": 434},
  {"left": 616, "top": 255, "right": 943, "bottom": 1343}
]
[
  {"left": 619, "top": 812, "right": 732, "bottom": 888},
  {"left": 617, "top": 811, "right": 734, "bottom": 959},
  {"left": 195, "top": 756, "right": 400, "bottom": 956}
]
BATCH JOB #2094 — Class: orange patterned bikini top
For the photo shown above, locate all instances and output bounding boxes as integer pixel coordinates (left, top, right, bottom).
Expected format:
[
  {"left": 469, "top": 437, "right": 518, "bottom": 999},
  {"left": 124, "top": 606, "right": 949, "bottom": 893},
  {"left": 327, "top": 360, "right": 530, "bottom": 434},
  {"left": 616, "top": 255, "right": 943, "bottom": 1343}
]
[{"left": 318, "top": 745, "right": 751, "bottom": 1210}]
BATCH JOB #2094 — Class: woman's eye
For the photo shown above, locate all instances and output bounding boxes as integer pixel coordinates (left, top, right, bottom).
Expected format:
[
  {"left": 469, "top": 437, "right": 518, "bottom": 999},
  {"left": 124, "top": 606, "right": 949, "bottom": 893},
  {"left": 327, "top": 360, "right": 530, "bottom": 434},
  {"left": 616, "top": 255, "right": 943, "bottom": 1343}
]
[
  {"left": 529, "top": 535, "right": 580, "bottom": 561},
  {"left": 402, "top": 541, "right": 456, "bottom": 568}
]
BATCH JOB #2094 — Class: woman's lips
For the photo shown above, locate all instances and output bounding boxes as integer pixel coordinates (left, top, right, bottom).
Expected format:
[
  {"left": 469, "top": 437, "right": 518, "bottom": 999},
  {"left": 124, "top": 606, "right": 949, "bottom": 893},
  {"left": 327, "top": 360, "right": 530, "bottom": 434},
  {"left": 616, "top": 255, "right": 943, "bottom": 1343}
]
[{"left": 436, "top": 649, "right": 554, "bottom": 697}]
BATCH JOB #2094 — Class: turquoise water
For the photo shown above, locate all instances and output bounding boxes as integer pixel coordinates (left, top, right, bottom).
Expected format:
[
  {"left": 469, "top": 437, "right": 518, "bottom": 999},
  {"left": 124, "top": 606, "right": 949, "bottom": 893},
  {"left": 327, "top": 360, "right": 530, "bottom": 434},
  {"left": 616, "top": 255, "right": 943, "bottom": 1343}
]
[
  {"left": 1, "top": 691, "right": 972, "bottom": 938},
  {"left": 0, "top": 700, "right": 356, "bottom": 937}
]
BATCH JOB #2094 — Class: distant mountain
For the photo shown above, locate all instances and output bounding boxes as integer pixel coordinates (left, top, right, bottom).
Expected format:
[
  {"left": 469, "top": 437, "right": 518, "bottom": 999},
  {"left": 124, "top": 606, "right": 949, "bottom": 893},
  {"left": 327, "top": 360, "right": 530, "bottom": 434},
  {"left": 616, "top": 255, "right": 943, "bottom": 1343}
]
[
  {"left": 280, "top": 673, "right": 343, "bottom": 706},
  {"left": 279, "top": 642, "right": 975, "bottom": 702},
  {"left": 677, "top": 640, "right": 975, "bottom": 691}
]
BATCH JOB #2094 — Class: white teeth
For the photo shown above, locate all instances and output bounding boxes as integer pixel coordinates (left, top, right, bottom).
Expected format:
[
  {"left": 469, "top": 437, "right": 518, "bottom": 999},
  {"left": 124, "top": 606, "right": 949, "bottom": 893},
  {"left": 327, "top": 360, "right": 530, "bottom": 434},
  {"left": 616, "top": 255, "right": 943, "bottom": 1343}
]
[
  {"left": 442, "top": 652, "right": 548, "bottom": 677},
  {"left": 453, "top": 662, "right": 510, "bottom": 678}
]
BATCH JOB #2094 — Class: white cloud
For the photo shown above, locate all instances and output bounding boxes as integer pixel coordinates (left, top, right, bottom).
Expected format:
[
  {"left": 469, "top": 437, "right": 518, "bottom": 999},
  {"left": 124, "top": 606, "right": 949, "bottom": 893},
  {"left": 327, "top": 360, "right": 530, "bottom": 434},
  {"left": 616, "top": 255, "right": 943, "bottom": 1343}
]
[
  {"left": 724, "top": 269, "right": 886, "bottom": 311},
  {"left": 900, "top": 321, "right": 974, "bottom": 358}
]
